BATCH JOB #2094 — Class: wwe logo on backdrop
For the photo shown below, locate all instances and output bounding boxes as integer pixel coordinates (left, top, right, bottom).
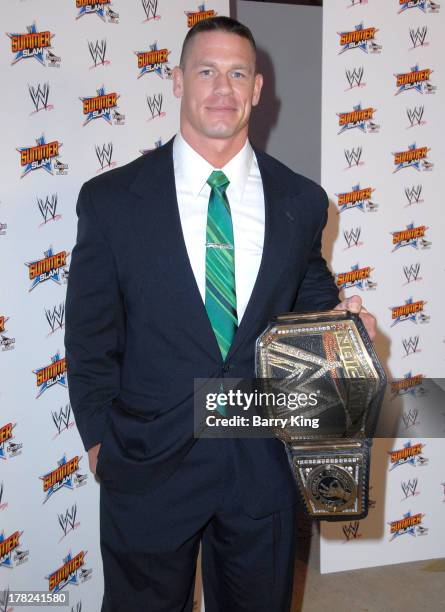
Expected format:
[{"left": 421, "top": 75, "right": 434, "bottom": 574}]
[
  {"left": 342, "top": 521, "right": 361, "bottom": 541},
  {"left": 52, "top": 403, "right": 73, "bottom": 435},
  {"left": 0, "top": 482, "right": 6, "bottom": 511},
  {"left": 71, "top": 603, "right": 82, "bottom": 612},
  {"left": 142, "top": 0, "right": 160, "bottom": 21},
  {"left": 405, "top": 185, "right": 423, "bottom": 206},
  {"left": 343, "top": 227, "right": 362, "bottom": 249},
  {"left": 146, "top": 93, "right": 165, "bottom": 120},
  {"left": 403, "top": 263, "right": 421, "bottom": 284},
  {"left": 58, "top": 504, "right": 79, "bottom": 539},
  {"left": 409, "top": 26, "right": 428, "bottom": 49},
  {"left": 28, "top": 82, "right": 52, "bottom": 113},
  {"left": 45, "top": 302, "right": 65, "bottom": 334},
  {"left": 402, "top": 335, "right": 420, "bottom": 356},
  {"left": 95, "top": 142, "right": 114, "bottom": 171},
  {"left": 0, "top": 588, "right": 10, "bottom": 612},
  {"left": 401, "top": 478, "right": 419, "bottom": 500},
  {"left": 345, "top": 66, "right": 364, "bottom": 90},
  {"left": 407, "top": 106, "right": 425, "bottom": 128},
  {"left": 344, "top": 146, "right": 363, "bottom": 169},
  {"left": 88, "top": 39, "right": 108, "bottom": 68},
  {"left": 402, "top": 407, "right": 420, "bottom": 429},
  {"left": 37, "top": 193, "right": 60, "bottom": 225}
]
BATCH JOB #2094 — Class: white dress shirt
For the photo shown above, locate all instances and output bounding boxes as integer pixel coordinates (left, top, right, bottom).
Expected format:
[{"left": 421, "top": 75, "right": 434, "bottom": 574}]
[{"left": 173, "top": 132, "right": 265, "bottom": 323}]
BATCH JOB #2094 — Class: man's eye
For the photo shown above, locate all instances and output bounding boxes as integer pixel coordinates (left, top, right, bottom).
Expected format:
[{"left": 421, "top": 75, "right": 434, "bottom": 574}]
[
  {"left": 200, "top": 69, "right": 212, "bottom": 76},
  {"left": 232, "top": 71, "right": 245, "bottom": 78}
]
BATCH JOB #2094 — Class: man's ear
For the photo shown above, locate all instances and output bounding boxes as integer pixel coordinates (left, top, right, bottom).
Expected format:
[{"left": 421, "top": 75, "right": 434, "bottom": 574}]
[
  {"left": 172, "top": 66, "right": 184, "bottom": 99},
  {"left": 252, "top": 72, "right": 264, "bottom": 107}
]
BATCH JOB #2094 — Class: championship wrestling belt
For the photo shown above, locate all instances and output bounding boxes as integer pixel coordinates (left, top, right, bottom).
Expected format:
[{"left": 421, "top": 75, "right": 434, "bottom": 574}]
[{"left": 255, "top": 310, "right": 386, "bottom": 521}]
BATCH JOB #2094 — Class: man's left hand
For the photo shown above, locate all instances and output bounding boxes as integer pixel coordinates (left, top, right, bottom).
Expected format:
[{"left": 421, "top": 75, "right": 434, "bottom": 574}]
[{"left": 334, "top": 295, "right": 376, "bottom": 341}]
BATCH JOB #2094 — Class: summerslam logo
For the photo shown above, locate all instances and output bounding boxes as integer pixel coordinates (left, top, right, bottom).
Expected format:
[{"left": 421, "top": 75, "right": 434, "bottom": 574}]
[
  {"left": 390, "top": 297, "right": 429, "bottom": 326},
  {"left": 398, "top": 0, "right": 440, "bottom": 13},
  {"left": 80, "top": 86, "right": 122, "bottom": 126},
  {"left": 136, "top": 42, "right": 171, "bottom": 79},
  {"left": 391, "top": 223, "right": 430, "bottom": 251},
  {"left": 338, "top": 23, "right": 381, "bottom": 54},
  {"left": 33, "top": 352, "right": 67, "bottom": 398},
  {"left": 395, "top": 65, "right": 435, "bottom": 95},
  {"left": 335, "top": 264, "right": 376, "bottom": 290},
  {"left": 25, "top": 246, "right": 69, "bottom": 291},
  {"left": 391, "top": 372, "right": 425, "bottom": 397},
  {"left": 337, "top": 103, "right": 379, "bottom": 134},
  {"left": 0, "top": 530, "right": 28, "bottom": 568},
  {"left": 40, "top": 454, "right": 85, "bottom": 503},
  {"left": 336, "top": 184, "right": 377, "bottom": 213},
  {"left": 389, "top": 512, "right": 427, "bottom": 540},
  {"left": 392, "top": 143, "right": 432, "bottom": 173},
  {"left": 389, "top": 441, "right": 428, "bottom": 470},
  {"left": 17, "top": 135, "right": 67, "bottom": 178},
  {"left": 76, "top": 0, "right": 118, "bottom": 23},
  {"left": 7, "top": 22, "right": 58, "bottom": 67},
  {"left": 46, "top": 550, "right": 89, "bottom": 593},
  {"left": 185, "top": 4, "right": 217, "bottom": 28}
]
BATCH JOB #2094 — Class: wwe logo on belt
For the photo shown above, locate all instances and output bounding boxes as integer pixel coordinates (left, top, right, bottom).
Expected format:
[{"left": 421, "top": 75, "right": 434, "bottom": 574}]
[
  {"left": 45, "top": 302, "right": 65, "bottom": 334},
  {"left": 402, "top": 335, "right": 420, "bottom": 357},
  {"left": 409, "top": 26, "right": 428, "bottom": 49},
  {"left": 401, "top": 478, "right": 420, "bottom": 500},
  {"left": 37, "top": 193, "right": 60, "bottom": 225},
  {"left": 345, "top": 66, "right": 365, "bottom": 90},
  {"left": 88, "top": 39, "right": 108, "bottom": 68},
  {"left": 407, "top": 106, "right": 425, "bottom": 128},
  {"left": 52, "top": 404, "right": 74, "bottom": 436},
  {"left": 343, "top": 227, "right": 362, "bottom": 249},
  {"left": 403, "top": 263, "right": 421, "bottom": 284},
  {"left": 141, "top": 0, "right": 160, "bottom": 21},
  {"left": 146, "top": 93, "right": 165, "bottom": 120},
  {"left": 342, "top": 521, "right": 361, "bottom": 541},
  {"left": 344, "top": 146, "right": 363, "bottom": 169},
  {"left": 405, "top": 184, "right": 423, "bottom": 206},
  {"left": 95, "top": 142, "right": 114, "bottom": 171},
  {"left": 58, "top": 504, "right": 79, "bottom": 540},
  {"left": 29, "top": 82, "right": 52, "bottom": 113}
]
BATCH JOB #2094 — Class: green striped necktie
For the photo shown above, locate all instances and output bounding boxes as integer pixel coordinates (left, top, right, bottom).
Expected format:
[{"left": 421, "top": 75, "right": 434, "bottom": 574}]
[{"left": 205, "top": 170, "right": 238, "bottom": 361}]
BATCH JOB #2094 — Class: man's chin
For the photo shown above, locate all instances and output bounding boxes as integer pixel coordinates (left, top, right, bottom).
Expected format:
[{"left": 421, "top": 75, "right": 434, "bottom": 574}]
[{"left": 201, "top": 124, "right": 239, "bottom": 139}]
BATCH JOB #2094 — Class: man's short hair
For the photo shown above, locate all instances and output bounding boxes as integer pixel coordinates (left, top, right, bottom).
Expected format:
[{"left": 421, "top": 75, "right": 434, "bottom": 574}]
[{"left": 179, "top": 16, "right": 257, "bottom": 70}]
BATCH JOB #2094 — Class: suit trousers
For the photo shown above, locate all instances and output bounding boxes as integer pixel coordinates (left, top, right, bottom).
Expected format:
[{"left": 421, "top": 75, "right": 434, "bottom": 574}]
[{"left": 100, "top": 437, "right": 298, "bottom": 612}]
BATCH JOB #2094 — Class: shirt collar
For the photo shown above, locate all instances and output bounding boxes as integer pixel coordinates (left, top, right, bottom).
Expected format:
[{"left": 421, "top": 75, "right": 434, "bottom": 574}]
[{"left": 173, "top": 131, "right": 253, "bottom": 201}]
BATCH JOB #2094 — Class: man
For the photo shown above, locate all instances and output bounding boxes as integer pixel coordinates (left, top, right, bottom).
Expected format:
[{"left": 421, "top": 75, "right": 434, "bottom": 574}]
[{"left": 65, "top": 16, "right": 376, "bottom": 612}]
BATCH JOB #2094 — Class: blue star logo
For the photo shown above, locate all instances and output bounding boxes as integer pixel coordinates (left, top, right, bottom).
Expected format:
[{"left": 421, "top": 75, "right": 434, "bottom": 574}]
[
  {"left": 17, "top": 135, "right": 59, "bottom": 178},
  {"left": 33, "top": 352, "right": 68, "bottom": 399},
  {"left": 7, "top": 22, "right": 52, "bottom": 66},
  {"left": 40, "top": 455, "right": 74, "bottom": 503}
]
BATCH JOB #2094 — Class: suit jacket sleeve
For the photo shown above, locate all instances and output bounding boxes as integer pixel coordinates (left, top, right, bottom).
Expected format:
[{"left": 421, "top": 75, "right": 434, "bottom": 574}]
[
  {"left": 293, "top": 189, "right": 340, "bottom": 312},
  {"left": 65, "top": 182, "right": 125, "bottom": 451}
]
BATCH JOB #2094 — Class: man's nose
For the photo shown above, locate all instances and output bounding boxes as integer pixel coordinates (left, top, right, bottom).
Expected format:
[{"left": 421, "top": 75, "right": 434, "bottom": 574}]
[{"left": 213, "top": 72, "right": 233, "bottom": 94}]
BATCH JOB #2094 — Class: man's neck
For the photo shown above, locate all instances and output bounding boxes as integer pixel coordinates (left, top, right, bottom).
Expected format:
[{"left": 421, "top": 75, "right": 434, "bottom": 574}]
[{"left": 179, "top": 127, "right": 248, "bottom": 168}]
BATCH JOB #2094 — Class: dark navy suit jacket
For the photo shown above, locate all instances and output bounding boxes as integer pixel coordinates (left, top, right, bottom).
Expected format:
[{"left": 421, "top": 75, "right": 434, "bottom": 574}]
[{"left": 64, "top": 137, "right": 339, "bottom": 519}]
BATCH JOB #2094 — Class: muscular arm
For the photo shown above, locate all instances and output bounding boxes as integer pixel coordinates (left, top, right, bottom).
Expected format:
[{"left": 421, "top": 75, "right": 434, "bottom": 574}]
[{"left": 65, "top": 182, "right": 125, "bottom": 453}]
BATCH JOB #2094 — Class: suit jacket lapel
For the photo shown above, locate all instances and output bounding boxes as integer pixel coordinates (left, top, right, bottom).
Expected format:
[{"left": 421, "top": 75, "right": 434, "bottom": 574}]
[
  {"left": 130, "top": 137, "right": 222, "bottom": 362},
  {"left": 225, "top": 149, "right": 303, "bottom": 362}
]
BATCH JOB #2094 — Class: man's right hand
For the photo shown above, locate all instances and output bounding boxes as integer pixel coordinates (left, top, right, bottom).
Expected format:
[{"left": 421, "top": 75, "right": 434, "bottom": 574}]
[{"left": 88, "top": 443, "right": 101, "bottom": 475}]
